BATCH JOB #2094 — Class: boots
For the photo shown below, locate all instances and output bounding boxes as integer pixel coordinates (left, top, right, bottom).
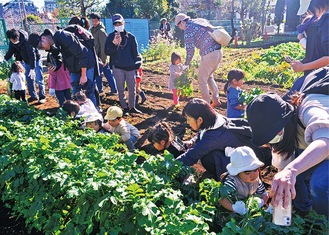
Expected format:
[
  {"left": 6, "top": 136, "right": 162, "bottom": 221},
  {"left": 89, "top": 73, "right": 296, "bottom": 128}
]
[{"left": 140, "top": 91, "right": 147, "bottom": 104}]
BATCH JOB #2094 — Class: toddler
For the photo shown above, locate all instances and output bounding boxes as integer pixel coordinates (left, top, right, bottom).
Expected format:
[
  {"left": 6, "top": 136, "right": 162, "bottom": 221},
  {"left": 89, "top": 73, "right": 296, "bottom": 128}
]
[
  {"left": 224, "top": 69, "right": 246, "bottom": 118},
  {"left": 9, "top": 61, "right": 26, "bottom": 102},
  {"left": 169, "top": 52, "right": 184, "bottom": 108},
  {"left": 219, "top": 146, "right": 268, "bottom": 215},
  {"left": 74, "top": 91, "right": 102, "bottom": 121},
  {"left": 85, "top": 114, "right": 110, "bottom": 133},
  {"left": 47, "top": 50, "right": 72, "bottom": 107},
  {"left": 103, "top": 106, "right": 140, "bottom": 152}
]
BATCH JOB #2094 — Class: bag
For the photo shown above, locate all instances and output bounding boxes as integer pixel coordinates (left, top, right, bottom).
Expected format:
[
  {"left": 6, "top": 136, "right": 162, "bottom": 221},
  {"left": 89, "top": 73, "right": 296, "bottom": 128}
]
[
  {"left": 301, "top": 66, "right": 329, "bottom": 96},
  {"left": 192, "top": 18, "right": 232, "bottom": 46}
]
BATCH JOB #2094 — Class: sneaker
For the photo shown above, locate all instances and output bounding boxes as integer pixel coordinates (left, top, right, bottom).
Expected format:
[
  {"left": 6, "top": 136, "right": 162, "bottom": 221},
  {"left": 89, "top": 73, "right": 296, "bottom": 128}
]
[
  {"left": 129, "top": 107, "right": 142, "bottom": 114},
  {"left": 27, "top": 97, "right": 38, "bottom": 103},
  {"left": 38, "top": 98, "right": 46, "bottom": 104},
  {"left": 123, "top": 108, "right": 130, "bottom": 116}
]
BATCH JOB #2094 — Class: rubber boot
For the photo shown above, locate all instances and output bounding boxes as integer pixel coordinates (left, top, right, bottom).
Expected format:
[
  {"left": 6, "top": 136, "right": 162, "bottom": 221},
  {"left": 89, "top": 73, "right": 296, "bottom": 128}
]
[
  {"left": 140, "top": 91, "right": 147, "bottom": 104},
  {"left": 135, "top": 95, "right": 139, "bottom": 105}
]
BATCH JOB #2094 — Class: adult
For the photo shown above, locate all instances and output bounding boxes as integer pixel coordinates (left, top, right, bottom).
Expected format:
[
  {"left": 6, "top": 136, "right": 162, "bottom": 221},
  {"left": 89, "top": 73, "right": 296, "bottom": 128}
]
[
  {"left": 159, "top": 18, "right": 171, "bottom": 39},
  {"left": 105, "top": 13, "right": 142, "bottom": 115},
  {"left": 246, "top": 71, "right": 329, "bottom": 217},
  {"left": 3, "top": 28, "right": 46, "bottom": 103},
  {"left": 90, "top": 12, "right": 117, "bottom": 95},
  {"left": 284, "top": 0, "right": 329, "bottom": 98},
  {"left": 174, "top": 13, "right": 222, "bottom": 107},
  {"left": 28, "top": 28, "right": 97, "bottom": 108},
  {"left": 176, "top": 98, "right": 270, "bottom": 181}
]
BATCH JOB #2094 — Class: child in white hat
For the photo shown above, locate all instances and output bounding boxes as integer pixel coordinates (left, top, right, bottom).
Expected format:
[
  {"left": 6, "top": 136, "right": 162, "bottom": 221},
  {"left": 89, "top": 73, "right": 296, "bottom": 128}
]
[{"left": 219, "top": 146, "right": 269, "bottom": 215}]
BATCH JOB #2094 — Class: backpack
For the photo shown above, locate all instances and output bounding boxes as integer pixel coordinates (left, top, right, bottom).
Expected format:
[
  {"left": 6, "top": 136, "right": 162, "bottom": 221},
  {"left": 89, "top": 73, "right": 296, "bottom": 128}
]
[{"left": 300, "top": 66, "right": 329, "bottom": 96}]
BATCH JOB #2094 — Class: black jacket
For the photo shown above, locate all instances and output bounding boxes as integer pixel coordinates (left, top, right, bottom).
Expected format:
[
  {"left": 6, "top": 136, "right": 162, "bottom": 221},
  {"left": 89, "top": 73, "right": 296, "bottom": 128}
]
[
  {"left": 53, "top": 29, "right": 95, "bottom": 73},
  {"left": 4, "top": 29, "right": 40, "bottom": 69},
  {"left": 105, "top": 30, "right": 138, "bottom": 71}
]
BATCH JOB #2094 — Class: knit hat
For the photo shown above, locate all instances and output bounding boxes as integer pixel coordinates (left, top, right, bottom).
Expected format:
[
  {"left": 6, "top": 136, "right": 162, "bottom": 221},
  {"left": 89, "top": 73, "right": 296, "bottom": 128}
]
[
  {"left": 246, "top": 92, "right": 294, "bottom": 146},
  {"left": 297, "top": 0, "right": 311, "bottom": 15},
  {"left": 226, "top": 146, "right": 264, "bottom": 176},
  {"left": 175, "top": 13, "right": 190, "bottom": 26},
  {"left": 104, "top": 106, "right": 123, "bottom": 120}
]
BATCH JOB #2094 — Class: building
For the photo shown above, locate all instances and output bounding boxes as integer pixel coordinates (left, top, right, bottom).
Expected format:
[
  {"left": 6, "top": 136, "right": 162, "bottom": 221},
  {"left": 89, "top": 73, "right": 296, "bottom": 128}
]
[
  {"left": 3, "top": 0, "right": 38, "bottom": 16},
  {"left": 44, "top": 0, "right": 57, "bottom": 13}
]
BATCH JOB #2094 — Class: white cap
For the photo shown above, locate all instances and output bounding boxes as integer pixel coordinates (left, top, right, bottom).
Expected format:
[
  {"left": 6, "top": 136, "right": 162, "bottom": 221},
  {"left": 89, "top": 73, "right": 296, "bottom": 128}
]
[{"left": 297, "top": 0, "right": 311, "bottom": 15}]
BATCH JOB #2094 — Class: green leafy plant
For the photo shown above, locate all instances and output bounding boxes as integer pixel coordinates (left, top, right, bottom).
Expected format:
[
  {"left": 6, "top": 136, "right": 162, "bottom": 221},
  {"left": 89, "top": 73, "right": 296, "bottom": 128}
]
[
  {"left": 174, "top": 62, "right": 198, "bottom": 97},
  {"left": 239, "top": 87, "right": 263, "bottom": 104}
]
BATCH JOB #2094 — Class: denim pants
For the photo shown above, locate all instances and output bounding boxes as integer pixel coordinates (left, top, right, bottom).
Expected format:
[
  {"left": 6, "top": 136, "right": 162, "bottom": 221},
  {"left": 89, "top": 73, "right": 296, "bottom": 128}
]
[
  {"left": 24, "top": 60, "right": 45, "bottom": 99},
  {"left": 294, "top": 159, "right": 329, "bottom": 216},
  {"left": 70, "top": 67, "right": 97, "bottom": 108},
  {"left": 124, "top": 134, "right": 138, "bottom": 152},
  {"left": 95, "top": 63, "right": 117, "bottom": 93},
  {"left": 55, "top": 89, "right": 72, "bottom": 107}
]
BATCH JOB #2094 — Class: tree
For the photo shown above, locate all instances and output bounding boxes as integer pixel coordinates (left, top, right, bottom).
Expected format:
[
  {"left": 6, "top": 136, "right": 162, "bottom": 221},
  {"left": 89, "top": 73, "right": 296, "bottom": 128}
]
[
  {"left": 57, "top": 0, "right": 101, "bottom": 17},
  {"left": 274, "top": 0, "right": 285, "bottom": 34},
  {"left": 134, "top": 0, "right": 168, "bottom": 19}
]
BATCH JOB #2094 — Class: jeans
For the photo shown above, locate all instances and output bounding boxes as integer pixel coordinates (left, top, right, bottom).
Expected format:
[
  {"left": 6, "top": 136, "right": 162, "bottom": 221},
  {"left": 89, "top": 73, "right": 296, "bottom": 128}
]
[
  {"left": 283, "top": 75, "right": 306, "bottom": 101},
  {"left": 70, "top": 67, "right": 97, "bottom": 108},
  {"left": 124, "top": 134, "right": 138, "bottom": 152},
  {"left": 24, "top": 60, "right": 45, "bottom": 99},
  {"left": 55, "top": 89, "right": 72, "bottom": 107},
  {"left": 95, "top": 63, "right": 117, "bottom": 93},
  {"left": 294, "top": 159, "right": 329, "bottom": 217}
]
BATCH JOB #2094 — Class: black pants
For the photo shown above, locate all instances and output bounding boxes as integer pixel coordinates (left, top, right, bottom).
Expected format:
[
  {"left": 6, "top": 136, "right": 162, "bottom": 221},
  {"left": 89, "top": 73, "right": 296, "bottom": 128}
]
[{"left": 14, "top": 90, "right": 26, "bottom": 102}]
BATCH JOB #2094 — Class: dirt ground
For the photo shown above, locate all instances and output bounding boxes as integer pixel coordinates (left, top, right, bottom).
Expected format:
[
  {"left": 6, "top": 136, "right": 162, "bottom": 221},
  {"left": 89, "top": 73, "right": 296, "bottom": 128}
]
[{"left": 0, "top": 48, "right": 287, "bottom": 233}]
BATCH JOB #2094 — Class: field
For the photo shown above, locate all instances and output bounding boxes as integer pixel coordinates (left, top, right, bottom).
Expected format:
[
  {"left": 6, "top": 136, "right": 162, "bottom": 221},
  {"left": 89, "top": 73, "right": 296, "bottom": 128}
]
[{"left": 0, "top": 44, "right": 327, "bottom": 234}]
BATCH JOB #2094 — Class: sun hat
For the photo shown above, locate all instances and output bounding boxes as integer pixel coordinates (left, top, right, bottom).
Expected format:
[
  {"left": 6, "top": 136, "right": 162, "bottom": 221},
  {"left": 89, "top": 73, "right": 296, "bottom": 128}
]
[
  {"left": 226, "top": 146, "right": 264, "bottom": 176},
  {"left": 85, "top": 114, "right": 102, "bottom": 123},
  {"left": 175, "top": 13, "right": 190, "bottom": 26},
  {"left": 246, "top": 92, "right": 294, "bottom": 146},
  {"left": 112, "top": 13, "right": 124, "bottom": 24},
  {"left": 104, "top": 106, "right": 123, "bottom": 120},
  {"left": 297, "top": 0, "right": 312, "bottom": 15}
]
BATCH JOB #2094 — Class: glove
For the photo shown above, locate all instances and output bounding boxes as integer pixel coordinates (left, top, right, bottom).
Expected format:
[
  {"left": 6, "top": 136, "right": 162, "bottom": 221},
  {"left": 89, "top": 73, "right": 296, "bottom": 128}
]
[
  {"left": 183, "top": 65, "right": 189, "bottom": 71},
  {"left": 183, "top": 174, "right": 196, "bottom": 185},
  {"left": 225, "top": 147, "right": 235, "bottom": 157},
  {"left": 28, "top": 70, "right": 36, "bottom": 78},
  {"left": 253, "top": 197, "right": 265, "bottom": 208},
  {"left": 264, "top": 205, "right": 273, "bottom": 214},
  {"left": 232, "top": 201, "right": 248, "bottom": 215},
  {"left": 49, "top": 88, "right": 56, "bottom": 96}
]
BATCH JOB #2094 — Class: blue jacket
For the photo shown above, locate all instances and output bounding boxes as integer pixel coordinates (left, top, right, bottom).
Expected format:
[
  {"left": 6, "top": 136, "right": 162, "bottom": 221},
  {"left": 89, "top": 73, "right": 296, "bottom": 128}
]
[{"left": 105, "top": 30, "right": 138, "bottom": 71}]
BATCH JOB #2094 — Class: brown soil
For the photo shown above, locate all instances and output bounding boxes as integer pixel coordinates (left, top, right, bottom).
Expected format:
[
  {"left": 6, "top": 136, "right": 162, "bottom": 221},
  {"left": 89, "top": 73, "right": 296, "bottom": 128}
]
[{"left": 0, "top": 48, "right": 286, "bottom": 233}]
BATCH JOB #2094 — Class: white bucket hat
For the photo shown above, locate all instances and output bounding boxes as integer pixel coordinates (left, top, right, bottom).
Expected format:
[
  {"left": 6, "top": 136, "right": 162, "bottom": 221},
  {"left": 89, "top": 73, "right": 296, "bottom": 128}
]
[
  {"left": 297, "top": 0, "right": 312, "bottom": 15},
  {"left": 226, "top": 146, "right": 264, "bottom": 176}
]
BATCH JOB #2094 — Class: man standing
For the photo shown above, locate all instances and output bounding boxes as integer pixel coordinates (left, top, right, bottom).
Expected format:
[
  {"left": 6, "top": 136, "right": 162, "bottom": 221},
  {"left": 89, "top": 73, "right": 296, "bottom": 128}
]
[
  {"left": 3, "top": 29, "right": 46, "bottom": 103},
  {"left": 175, "top": 13, "right": 222, "bottom": 107},
  {"left": 90, "top": 12, "right": 117, "bottom": 95},
  {"left": 28, "top": 28, "right": 97, "bottom": 108},
  {"left": 105, "top": 13, "right": 142, "bottom": 114}
]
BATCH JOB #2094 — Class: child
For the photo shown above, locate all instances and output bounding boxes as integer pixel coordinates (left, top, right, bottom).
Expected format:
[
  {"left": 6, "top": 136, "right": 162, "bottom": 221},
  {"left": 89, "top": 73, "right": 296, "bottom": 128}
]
[
  {"left": 62, "top": 100, "right": 80, "bottom": 118},
  {"left": 9, "top": 61, "right": 26, "bottom": 102},
  {"left": 135, "top": 55, "right": 147, "bottom": 104},
  {"left": 224, "top": 69, "right": 246, "bottom": 118},
  {"left": 47, "top": 49, "right": 72, "bottom": 107},
  {"left": 169, "top": 52, "right": 184, "bottom": 108},
  {"left": 73, "top": 91, "right": 102, "bottom": 121},
  {"left": 140, "top": 122, "right": 186, "bottom": 159},
  {"left": 219, "top": 146, "right": 268, "bottom": 215},
  {"left": 103, "top": 106, "right": 140, "bottom": 152},
  {"left": 85, "top": 114, "right": 110, "bottom": 133}
]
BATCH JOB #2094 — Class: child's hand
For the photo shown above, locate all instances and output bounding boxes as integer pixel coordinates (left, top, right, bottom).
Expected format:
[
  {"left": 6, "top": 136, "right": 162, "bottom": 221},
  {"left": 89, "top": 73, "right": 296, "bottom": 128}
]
[{"left": 232, "top": 201, "right": 248, "bottom": 215}]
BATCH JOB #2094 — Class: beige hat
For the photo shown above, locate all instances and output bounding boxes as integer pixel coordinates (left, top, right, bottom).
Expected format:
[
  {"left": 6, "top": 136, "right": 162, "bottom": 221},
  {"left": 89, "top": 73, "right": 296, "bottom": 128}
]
[
  {"left": 175, "top": 13, "right": 190, "bottom": 26},
  {"left": 85, "top": 114, "right": 102, "bottom": 123},
  {"left": 226, "top": 146, "right": 264, "bottom": 176},
  {"left": 297, "top": 0, "right": 311, "bottom": 15},
  {"left": 104, "top": 106, "right": 123, "bottom": 120}
]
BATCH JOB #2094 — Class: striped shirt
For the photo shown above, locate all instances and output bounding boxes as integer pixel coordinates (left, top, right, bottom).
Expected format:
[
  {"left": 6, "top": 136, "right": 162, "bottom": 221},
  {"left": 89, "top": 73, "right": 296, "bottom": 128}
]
[{"left": 184, "top": 20, "right": 221, "bottom": 65}]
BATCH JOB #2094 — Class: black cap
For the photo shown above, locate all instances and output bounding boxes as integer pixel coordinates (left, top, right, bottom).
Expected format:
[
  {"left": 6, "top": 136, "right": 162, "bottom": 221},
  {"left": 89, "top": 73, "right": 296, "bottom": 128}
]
[{"left": 28, "top": 33, "right": 41, "bottom": 48}]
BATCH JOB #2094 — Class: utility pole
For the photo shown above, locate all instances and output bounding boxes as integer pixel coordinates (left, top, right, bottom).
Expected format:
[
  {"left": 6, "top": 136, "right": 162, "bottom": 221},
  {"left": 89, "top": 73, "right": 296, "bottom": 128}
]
[{"left": 21, "top": 0, "right": 29, "bottom": 34}]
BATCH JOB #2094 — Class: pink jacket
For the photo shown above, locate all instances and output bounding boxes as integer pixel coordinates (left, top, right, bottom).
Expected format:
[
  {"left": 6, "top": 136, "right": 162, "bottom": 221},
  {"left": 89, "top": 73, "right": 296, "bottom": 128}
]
[{"left": 48, "top": 64, "right": 71, "bottom": 91}]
